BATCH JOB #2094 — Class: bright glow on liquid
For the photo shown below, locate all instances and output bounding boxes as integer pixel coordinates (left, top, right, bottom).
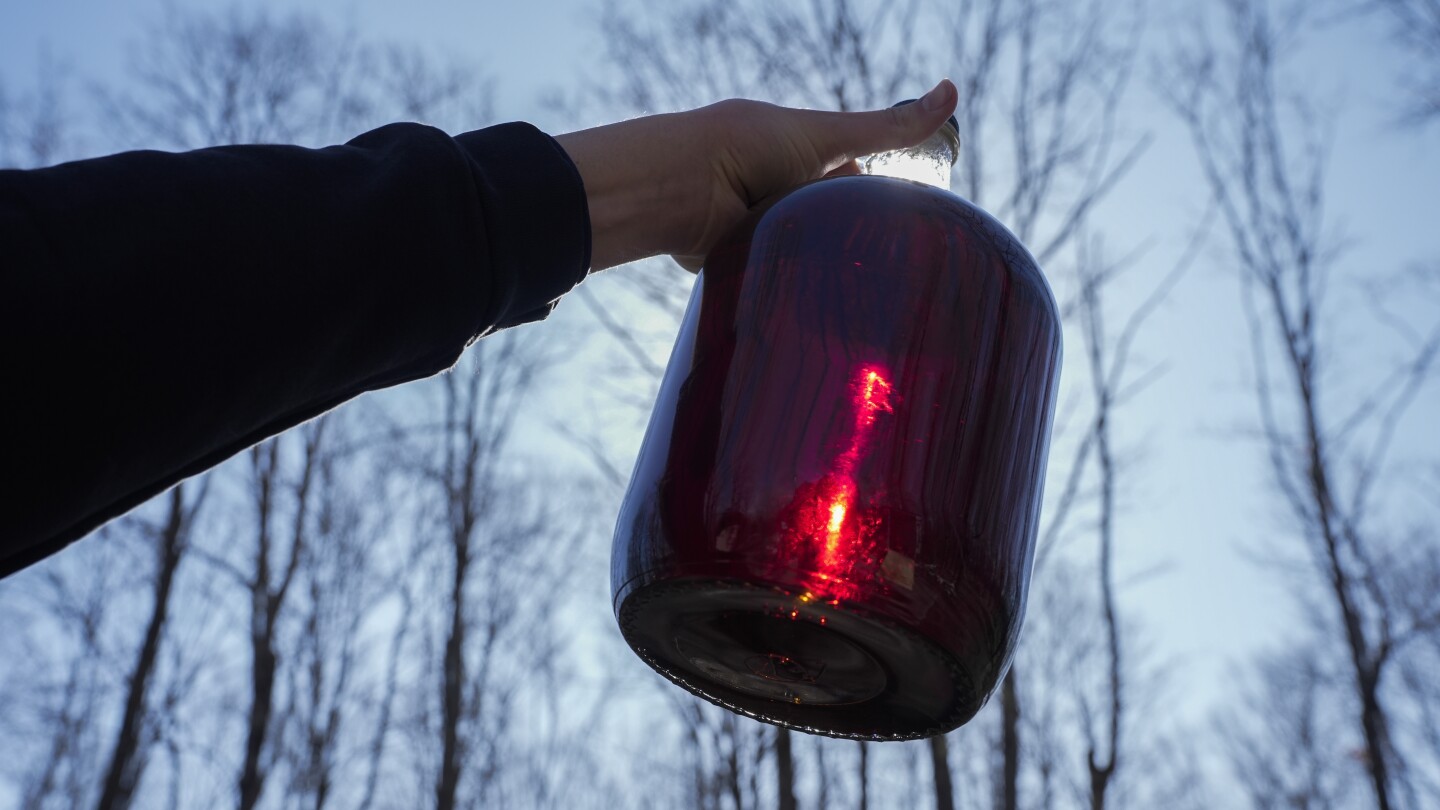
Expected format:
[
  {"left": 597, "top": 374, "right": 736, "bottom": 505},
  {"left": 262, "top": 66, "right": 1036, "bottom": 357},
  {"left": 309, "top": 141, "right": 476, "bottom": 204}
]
[
  {"left": 781, "top": 365, "right": 894, "bottom": 603},
  {"left": 821, "top": 486, "right": 852, "bottom": 571}
]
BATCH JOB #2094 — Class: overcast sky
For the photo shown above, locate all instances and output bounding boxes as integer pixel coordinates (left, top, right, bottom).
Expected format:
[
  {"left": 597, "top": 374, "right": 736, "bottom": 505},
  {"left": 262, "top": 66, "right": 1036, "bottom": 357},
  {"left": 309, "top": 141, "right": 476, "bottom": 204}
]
[{"left": 5, "top": 0, "right": 1439, "bottom": 738}]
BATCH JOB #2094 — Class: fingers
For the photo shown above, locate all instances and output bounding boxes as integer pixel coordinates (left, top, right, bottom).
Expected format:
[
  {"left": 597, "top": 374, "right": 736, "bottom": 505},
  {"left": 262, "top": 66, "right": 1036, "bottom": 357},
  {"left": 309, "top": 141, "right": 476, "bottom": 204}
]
[{"left": 808, "top": 79, "right": 958, "bottom": 165}]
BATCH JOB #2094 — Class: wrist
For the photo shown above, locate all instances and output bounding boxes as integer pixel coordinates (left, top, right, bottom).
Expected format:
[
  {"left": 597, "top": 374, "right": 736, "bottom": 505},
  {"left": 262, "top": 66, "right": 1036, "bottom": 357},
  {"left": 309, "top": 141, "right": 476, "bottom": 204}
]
[{"left": 555, "top": 115, "right": 699, "bottom": 272}]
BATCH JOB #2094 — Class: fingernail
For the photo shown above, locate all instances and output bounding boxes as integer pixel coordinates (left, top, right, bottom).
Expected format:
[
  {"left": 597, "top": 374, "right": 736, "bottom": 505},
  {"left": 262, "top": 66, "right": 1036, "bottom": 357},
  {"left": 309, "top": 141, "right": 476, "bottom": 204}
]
[{"left": 921, "top": 81, "right": 950, "bottom": 112}]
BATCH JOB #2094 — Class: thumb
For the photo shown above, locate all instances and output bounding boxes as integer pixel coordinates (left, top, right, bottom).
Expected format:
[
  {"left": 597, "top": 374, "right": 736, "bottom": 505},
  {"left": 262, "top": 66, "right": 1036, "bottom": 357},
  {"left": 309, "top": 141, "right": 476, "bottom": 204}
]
[{"left": 810, "top": 79, "right": 958, "bottom": 166}]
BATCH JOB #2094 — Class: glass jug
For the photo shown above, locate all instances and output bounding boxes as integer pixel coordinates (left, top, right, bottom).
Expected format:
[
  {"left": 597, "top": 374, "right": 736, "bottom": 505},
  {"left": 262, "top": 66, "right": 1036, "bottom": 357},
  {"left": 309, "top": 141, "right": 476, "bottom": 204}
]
[{"left": 611, "top": 109, "right": 1061, "bottom": 739}]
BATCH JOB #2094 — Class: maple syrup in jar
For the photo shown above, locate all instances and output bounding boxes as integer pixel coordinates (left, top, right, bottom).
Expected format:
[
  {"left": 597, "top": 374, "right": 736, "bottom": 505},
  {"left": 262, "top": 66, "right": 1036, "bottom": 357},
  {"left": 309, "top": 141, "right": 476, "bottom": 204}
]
[{"left": 611, "top": 108, "right": 1061, "bottom": 739}]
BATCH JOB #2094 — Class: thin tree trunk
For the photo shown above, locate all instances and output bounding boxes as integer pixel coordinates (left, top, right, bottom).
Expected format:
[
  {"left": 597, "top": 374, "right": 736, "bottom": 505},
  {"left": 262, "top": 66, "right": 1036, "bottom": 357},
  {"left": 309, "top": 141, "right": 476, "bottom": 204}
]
[
  {"left": 857, "top": 741, "right": 869, "bottom": 810},
  {"left": 238, "top": 619, "right": 278, "bottom": 810},
  {"left": 773, "top": 727, "right": 796, "bottom": 810},
  {"left": 1357, "top": 667, "right": 1393, "bottom": 810},
  {"left": 25, "top": 662, "right": 86, "bottom": 809},
  {"left": 238, "top": 443, "right": 278, "bottom": 810},
  {"left": 96, "top": 486, "right": 191, "bottom": 810},
  {"left": 237, "top": 441, "right": 276, "bottom": 807},
  {"left": 1297, "top": 372, "right": 1393, "bottom": 810},
  {"left": 1001, "top": 672, "right": 1020, "bottom": 810},
  {"left": 1083, "top": 291, "right": 1121, "bottom": 810},
  {"left": 239, "top": 430, "right": 319, "bottom": 810},
  {"left": 724, "top": 716, "right": 743, "bottom": 810},
  {"left": 357, "top": 587, "right": 411, "bottom": 810},
  {"left": 929, "top": 734, "right": 954, "bottom": 810},
  {"left": 814, "top": 738, "right": 829, "bottom": 808},
  {"left": 1159, "top": 1, "right": 1419, "bottom": 802},
  {"left": 436, "top": 536, "right": 469, "bottom": 810}
]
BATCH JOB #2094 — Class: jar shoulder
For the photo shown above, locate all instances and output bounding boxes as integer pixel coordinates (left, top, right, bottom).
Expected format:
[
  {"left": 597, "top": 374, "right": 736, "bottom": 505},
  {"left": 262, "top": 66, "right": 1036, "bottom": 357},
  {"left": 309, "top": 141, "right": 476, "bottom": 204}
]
[{"left": 713, "top": 176, "right": 1057, "bottom": 319}]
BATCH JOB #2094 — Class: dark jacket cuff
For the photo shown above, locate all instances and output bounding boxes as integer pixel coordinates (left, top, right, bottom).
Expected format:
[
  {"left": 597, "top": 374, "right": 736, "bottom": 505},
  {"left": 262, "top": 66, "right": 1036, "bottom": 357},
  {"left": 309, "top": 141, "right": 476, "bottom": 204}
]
[{"left": 454, "top": 122, "right": 591, "bottom": 331}]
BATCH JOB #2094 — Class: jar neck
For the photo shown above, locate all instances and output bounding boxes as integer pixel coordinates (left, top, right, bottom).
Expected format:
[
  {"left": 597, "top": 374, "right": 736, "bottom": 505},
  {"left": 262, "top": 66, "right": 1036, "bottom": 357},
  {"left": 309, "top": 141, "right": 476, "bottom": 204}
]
[{"left": 859, "top": 129, "right": 957, "bottom": 190}]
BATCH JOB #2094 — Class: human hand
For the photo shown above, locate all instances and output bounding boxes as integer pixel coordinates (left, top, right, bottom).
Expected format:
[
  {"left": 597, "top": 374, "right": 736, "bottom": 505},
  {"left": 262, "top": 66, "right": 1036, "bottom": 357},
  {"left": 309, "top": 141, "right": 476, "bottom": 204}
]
[{"left": 555, "top": 79, "right": 958, "bottom": 272}]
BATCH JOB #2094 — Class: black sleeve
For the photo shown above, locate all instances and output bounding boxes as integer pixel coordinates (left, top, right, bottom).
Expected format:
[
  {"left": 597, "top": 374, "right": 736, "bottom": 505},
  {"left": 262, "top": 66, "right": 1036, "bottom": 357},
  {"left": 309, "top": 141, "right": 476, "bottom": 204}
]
[{"left": 0, "top": 121, "right": 591, "bottom": 576}]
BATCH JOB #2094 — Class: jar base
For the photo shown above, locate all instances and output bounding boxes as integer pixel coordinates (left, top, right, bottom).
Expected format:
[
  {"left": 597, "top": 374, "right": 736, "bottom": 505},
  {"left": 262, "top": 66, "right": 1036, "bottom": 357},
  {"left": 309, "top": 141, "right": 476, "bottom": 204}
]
[{"left": 616, "top": 576, "right": 979, "bottom": 740}]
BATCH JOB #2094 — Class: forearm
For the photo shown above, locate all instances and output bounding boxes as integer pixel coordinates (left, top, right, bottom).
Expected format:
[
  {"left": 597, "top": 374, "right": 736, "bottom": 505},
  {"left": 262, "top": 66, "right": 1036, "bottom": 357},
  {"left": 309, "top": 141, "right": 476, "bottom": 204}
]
[{"left": 556, "top": 112, "right": 703, "bottom": 271}]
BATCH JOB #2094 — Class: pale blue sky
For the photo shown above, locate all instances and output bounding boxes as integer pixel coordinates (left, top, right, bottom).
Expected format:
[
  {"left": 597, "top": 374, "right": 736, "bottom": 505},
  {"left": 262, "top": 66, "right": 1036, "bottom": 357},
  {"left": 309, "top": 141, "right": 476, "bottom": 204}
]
[
  {"left": 1, "top": 0, "right": 593, "bottom": 124},
  {"left": 4, "top": 0, "right": 1438, "bottom": 746}
]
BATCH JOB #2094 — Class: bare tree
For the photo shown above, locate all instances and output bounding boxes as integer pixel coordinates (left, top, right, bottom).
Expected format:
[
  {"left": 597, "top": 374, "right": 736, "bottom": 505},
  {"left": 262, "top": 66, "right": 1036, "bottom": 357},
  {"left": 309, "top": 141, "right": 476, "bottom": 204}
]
[
  {"left": 776, "top": 728, "right": 798, "bottom": 810},
  {"left": 1164, "top": 0, "right": 1440, "bottom": 806},
  {"left": 931, "top": 733, "right": 957, "bottom": 810},
  {"left": 1076, "top": 258, "right": 1127, "bottom": 810},
  {"left": 587, "top": 2, "right": 1152, "bottom": 806},
  {"left": 102, "top": 7, "right": 362, "bottom": 149},
  {"left": 232, "top": 422, "right": 328, "bottom": 810},
  {"left": 95, "top": 483, "right": 208, "bottom": 810},
  {"left": 937, "top": 0, "right": 1151, "bottom": 800},
  {"left": 1009, "top": 559, "right": 1103, "bottom": 810},
  {"left": 587, "top": 0, "right": 926, "bottom": 328},
  {"left": 428, "top": 343, "right": 533, "bottom": 810},
  {"left": 355, "top": 580, "right": 417, "bottom": 810},
  {"left": 14, "top": 555, "right": 119, "bottom": 810},
  {"left": 583, "top": 4, "right": 928, "bottom": 805},
  {"left": 1395, "top": 553, "right": 1440, "bottom": 804},
  {"left": 663, "top": 696, "right": 773, "bottom": 810},
  {"left": 1060, "top": 224, "right": 1197, "bottom": 810},
  {"left": 858, "top": 740, "right": 870, "bottom": 810},
  {"left": 276, "top": 417, "right": 400, "bottom": 810},
  {"left": 0, "top": 52, "right": 75, "bottom": 168},
  {"left": 941, "top": 0, "right": 1148, "bottom": 265},
  {"left": 74, "top": 10, "right": 504, "bottom": 809},
  {"left": 0, "top": 56, "right": 104, "bottom": 810},
  {"left": 387, "top": 330, "right": 591, "bottom": 810},
  {"left": 101, "top": 4, "right": 490, "bottom": 153},
  {"left": 1353, "top": 0, "right": 1440, "bottom": 124},
  {"left": 1, "top": 513, "right": 200, "bottom": 809},
  {"left": 1220, "top": 644, "right": 1361, "bottom": 810}
]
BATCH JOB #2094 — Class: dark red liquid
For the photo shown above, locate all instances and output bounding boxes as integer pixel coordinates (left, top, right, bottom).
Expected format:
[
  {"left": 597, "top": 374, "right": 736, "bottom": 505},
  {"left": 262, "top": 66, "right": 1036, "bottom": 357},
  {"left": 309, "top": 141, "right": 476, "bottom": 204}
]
[{"left": 612, "top": 175, "right": 1061, "bottom": 739}]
